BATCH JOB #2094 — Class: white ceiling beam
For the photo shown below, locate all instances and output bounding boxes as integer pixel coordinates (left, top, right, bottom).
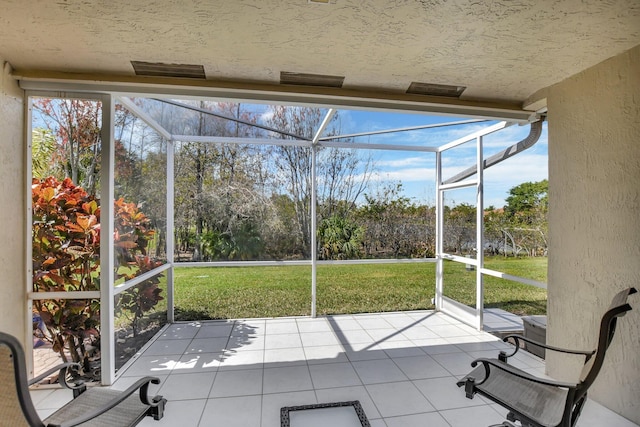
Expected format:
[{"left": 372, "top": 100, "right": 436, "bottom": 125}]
[{"left": 16, "top": 72, "right": 536, "bottom": 123}]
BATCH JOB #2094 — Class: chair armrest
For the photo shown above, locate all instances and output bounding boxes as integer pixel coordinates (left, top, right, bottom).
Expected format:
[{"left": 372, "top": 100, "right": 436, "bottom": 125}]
[
  {"left": 500, "top": 334, "right": 595, "bottom": 360},
  {"left": 29, "top": 362, "right": 85, "bottom": 391},
  {"left": 472, "top": 358, "right": 577, "bottom": 389},
  {"left": 46, "top": 377, "right": 163, "bottom": 427}
]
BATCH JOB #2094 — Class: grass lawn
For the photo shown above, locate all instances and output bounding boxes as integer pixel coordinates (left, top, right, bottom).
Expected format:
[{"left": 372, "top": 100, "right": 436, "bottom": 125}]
[{"left": 173, "top": 256, "right": 547, "bottom": 320}]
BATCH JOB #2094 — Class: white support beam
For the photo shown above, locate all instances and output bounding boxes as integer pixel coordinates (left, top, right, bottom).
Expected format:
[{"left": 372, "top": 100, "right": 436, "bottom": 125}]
[
  {"left": 116, "top": 96, "right": 172, "bottom": 140},
  {"left": 441, "top": 253, "right": 479, "bottom": 265},
  {"left": 313, "top": 109, "right": 338, "bottom": 145},
  {"left": 171, "top": 134, "right": 439, "bottom": 153},
  {"left": 171, "top": 135, "right": 307, "bottom": 146},
  {"left": 480, "top": 268, "right": 547, "bottom": 289},
  {"left": 310, "top": 108, "right": 337, "bottom": 318},
  {"left": 320, "top": 119, "right": 488, "bottom": 140},
  {"left": 439, "top": 180, "right": 478, "bottom": 191},
  {"left": 29, "top": 291, "right": 102, "bottom": 300},
  {"left": 437, "top": 121, "right": 510, "bottom": 152},
  {"left": 321, "top": 140, "right": 438, "bottom": 152},
  {"left": 176, "top": 260, "right": 312, "bottom": 268},
  {"left": 435, "top": 151, "right": 444, "bottom": 311},
  {"left": 166, "top": 139, "right": 175, "bottom": 323},
  {"left": 25, "top": 96, "right": 34, "bottom": 377},
  {"left": 100, "top": 94, "right": 116, "bottom": 385},
  {"left": 475, "top": 135, "right": 485, "bottom": 331},
  {"left": 311, "top": 142, "right": 318, "bottom": 319},
  {"left": 113, "top": 264, "right": 172, "bottom": 295},
  {"left": 172, "top": 258, "right": 437, "bottom": 268},
  {"left": 16, "top": 74, "right": 536, "bottom": 123}
]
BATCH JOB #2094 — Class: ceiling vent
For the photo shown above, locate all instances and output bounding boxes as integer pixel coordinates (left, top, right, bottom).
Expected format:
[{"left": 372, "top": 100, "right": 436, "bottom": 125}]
[
  {"left": 280, "top": 71, "right": 344, "bottom": 88},
  {"left": 406, "top": 82, "right": 466, "bottom": 98},
  {"left": 131, "top": 61, "right": 206, "bottom": 79}
]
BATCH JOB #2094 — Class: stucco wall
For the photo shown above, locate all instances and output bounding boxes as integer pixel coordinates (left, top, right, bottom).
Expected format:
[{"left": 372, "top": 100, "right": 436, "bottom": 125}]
[
  {"left": 0, "top": 59, "right": 26, "bottom": 344},
  {"left": 546, "top": 44, "right": 640, "bottom": 423}
]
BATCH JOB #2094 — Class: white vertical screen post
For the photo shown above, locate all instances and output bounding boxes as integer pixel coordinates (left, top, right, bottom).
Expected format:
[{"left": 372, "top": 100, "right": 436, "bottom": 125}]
[
  {"left": 25, "top": 95, "right": 34, "bottom": 377},
  {"left": 475, "top": 135, "right": 484, "bottom": 331},
  {"left": 100, "top": 95, "right": 116, "bottom": 385},
  {"left": 166, "top": 139, "right": 175, "bottom": 323},
  {"left": 435, "top": 151, "right": 444, "bottom": 310},
  {"left": 310, "top": 143, "right": 317, "bottom": 318},
  {"left": 309, "top": 108, "right": 336, "bottom": 318}
]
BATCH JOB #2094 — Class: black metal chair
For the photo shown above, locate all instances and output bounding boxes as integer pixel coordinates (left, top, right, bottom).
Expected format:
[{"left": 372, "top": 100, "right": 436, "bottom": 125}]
[
  {"left": 0, "top": 331, "right": 166, "bottom": 427},
  {"left": 457, "top": 287, "right": 636, "bottom": 427}
]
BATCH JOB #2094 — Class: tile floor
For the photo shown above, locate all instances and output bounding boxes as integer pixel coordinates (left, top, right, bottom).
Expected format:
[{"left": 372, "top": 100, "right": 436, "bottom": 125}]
[{"left": 30, "top": 310, "right": 638, "bottom": 427}]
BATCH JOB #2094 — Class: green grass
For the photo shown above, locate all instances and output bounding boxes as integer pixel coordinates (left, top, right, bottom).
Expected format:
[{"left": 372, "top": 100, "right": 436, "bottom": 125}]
[
  {"left": 443, "top": 258, "right": 547, "bottom": 316},
  {"left": 174, "top": 256, "right": 547, "bottom": 320}
]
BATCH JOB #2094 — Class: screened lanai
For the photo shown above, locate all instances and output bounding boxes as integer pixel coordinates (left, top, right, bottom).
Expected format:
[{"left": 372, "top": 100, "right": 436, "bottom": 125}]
[{"left": 28, "top": 92, "right": 547, "bottom": 386}]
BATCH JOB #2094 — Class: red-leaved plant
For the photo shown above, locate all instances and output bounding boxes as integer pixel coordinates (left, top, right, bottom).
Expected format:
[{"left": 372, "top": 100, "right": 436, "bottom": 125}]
[{"left": 32, "top": 177, "right": 163, "bottom": 376}]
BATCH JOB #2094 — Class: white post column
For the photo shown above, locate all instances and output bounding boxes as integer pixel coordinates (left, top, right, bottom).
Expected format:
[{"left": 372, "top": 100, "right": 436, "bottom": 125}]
[
  {"left": 435, "top": 151, "right": 443, "bottom": 310},
  {"left": 309, "top": 109, "right": 336, "bottom": 318},
  {"left": 310, "top": 143, "right": 317, "bottom": 317},
  {"left": 166, "top": 138, "right": 175, "bottom": 323},
  {"left": 100, "top": 95, "right": 115, "bottom": 385},
  {"left": 475, "top": 135, "right": 484, "bottom": 331},
  {"left": 25, "top": 94, "right": 34, "bottom": 377}
]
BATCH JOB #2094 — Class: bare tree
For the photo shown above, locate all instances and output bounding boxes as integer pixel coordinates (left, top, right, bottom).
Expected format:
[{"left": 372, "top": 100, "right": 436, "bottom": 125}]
[
  {"left": 265, "top": 106, "right": 372, "bottom": 257},
  {"left": 33, "top": 99, "right": 102, "bottom": 195},
  {"left": 318, "top": 145, "right": 372, "bottom": 218}
]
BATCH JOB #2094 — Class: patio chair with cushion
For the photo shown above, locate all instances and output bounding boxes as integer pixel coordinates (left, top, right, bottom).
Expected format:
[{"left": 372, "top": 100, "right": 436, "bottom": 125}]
[
  {"left": 0, "top": 331, "right": 166, "bottom": 427},
  {"left": 457, "top": 287, "right": 636, "bottom": 427}
]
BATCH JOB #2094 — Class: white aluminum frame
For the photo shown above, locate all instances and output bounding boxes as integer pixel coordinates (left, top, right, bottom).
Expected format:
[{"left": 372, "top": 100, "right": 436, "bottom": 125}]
[
  {"left": 166, "top": 137, "right": 175, "bottom": 324},
  {"left": 435, "top": 124, "right": 502, "bottom": 330},
  {"left": 310, "top": 108, "right": 337, "bottom": 317},
  {"left": 24, "top": 88, "right": 546, "bottom": 384},
  {"left": 18, "top": 77, "right": 536, "bottom": 123},
  {"left": 25, "top": 91, "right": 117, "bottom": 383},
  {"left": 100, "top": 94, "right": 116, "bottom": 384}
]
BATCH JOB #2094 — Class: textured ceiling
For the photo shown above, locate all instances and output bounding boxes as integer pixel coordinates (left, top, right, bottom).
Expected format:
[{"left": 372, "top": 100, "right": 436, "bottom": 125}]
[{"left": 0, "top": 0, "right": 639, "bottom": 107}]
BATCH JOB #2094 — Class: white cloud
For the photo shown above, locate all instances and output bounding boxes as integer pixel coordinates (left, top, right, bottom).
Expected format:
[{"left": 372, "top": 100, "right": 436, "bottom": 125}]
[
  {"left": 376, "top": 156, "right": 431, "bottom": 168},
  {"left": 255, "top": 106, "right": 548, "bottom": 208},
  {"left": 370, "top": 167, "right": 436, "bottom": 183},
  {"left": 358, "top": 149, "right": 547, "bottom": 208},
  {"left": 484, "top": 153, "right": 548, "bottom": 185}
]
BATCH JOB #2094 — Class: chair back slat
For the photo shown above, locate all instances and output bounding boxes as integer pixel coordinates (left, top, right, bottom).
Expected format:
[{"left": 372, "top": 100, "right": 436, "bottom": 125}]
[
  {"left": 0, "top": 344, "right": 32, "bottom": 427},
  {"left": 0, "top": 333, "right": 45, "bottom": 427},
  {"left": 577, "top": 287, "right": 636, "bottom": 399}
]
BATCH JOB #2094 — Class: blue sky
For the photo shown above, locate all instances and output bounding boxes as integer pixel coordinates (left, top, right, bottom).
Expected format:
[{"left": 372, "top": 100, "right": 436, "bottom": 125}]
[
  {"left": 255, "top": 104, "right": 548, "bottom": 208},
  {"left": 326, "top": 109, "right": 548, "bottom": 208},
  {"left": 32, "top": 98, "right": 547, "bottom": 209},
  {"left": 117, "top": 98, "right": 547, "bottom": 209},
  {"left": 142, "top": 99, "right": 547, "bottom": 209}
]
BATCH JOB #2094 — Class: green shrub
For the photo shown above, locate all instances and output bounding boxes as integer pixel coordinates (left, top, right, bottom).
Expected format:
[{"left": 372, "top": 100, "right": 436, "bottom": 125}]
[{"left": 32, "top": 177, "right": 162, "bottom": 375}]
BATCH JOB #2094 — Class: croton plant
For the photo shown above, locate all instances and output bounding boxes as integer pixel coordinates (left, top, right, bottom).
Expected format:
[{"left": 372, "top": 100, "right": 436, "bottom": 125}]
[{"left": 32, "top": 176, "right": 163, "bottom": 376}]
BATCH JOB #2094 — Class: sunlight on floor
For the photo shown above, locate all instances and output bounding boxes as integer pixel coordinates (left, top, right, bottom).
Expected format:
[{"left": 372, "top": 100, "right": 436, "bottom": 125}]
[{"left": 30, "top": 311, "right": 637, "bottom": 427}]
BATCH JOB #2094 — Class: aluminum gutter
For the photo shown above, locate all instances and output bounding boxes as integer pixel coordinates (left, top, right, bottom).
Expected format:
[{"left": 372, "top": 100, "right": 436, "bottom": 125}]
[{"left": 443, "top": 118, "right": 544, "bottom": 184}]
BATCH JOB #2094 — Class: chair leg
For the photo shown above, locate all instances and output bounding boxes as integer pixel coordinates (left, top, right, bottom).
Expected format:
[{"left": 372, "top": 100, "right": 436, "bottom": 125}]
[
  {"left": 147, "top": 397, "right": 167, "bottom": 421},
  {"left": 570, "top": 396, "right": 587, "bottom": 426},
  {"left": 463, "top": 376, "right": 477, "bottom": 398},
  {"left": 72, "top": 382, "right": 87, "bottom": 398}
]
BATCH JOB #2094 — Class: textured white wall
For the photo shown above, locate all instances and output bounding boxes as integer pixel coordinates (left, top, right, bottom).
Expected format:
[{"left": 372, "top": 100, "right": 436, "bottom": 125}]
[
  {"left": 0, "top": 59, "right": 26, "bottom": 344},
  {"left": 547, "top": 44, "right": 640, "bottom": 423},
  {"left": 2, "top": 1, "right": 639, "bottom": 104}
]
